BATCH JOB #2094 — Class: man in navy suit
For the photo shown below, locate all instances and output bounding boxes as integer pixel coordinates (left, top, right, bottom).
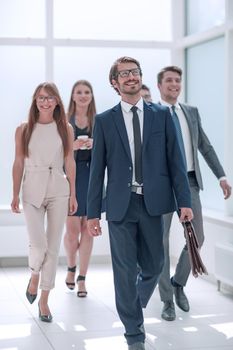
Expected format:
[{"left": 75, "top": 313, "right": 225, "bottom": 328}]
[{"left": 87, "top": 57, "right": 193, "bottom": 350}]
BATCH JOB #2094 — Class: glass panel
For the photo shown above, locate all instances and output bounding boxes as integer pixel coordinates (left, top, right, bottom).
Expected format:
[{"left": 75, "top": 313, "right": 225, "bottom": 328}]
[
  {"left": 54, "top": 47, "right": 171, "bottom": 112},
  {"left": 186, "top": 0, "right": 225, "bottom": 35},
  {"left": 54, "top": 0, "right": 171, "bottom": 41},
  {"left": 0, "top": 0, "right": 45, "bottom": 38},
  {"left": 0, "top": 46, "right": 45, "bottom": 206},
  {"left": 186, "top": 37, "right": 225, "bottom": 211}
]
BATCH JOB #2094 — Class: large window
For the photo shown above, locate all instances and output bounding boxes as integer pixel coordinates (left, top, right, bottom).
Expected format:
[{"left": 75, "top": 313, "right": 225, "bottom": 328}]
[
  {"left": 0, "top": 0, "right": 172, "bottom": 207},
  {"left": 0, "top": 46, "right": 45, "bottom": 206},
  {"left": 186, "top": 0, "right": 225, "bottom": 35},
  {"left": 0, "top": 0, "right": 45, "bottom": 38},
  {"left": 54, "top": 0, "right": 172, "bottom": 41},
  {"left": 186, "top": 37, "right": 225, "bottom": 211}
]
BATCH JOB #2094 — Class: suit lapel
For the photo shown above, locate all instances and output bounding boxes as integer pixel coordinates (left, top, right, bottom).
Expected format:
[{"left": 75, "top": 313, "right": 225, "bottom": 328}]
[
  {"left": 112, "top": 103, "right": 132, "bottom": 162},
  {"left": 180, "top": 103, "right": 193, "bottom": 126},
  {"left": 179, "top": 103, "right": 196, "bottom": 146},
  {"left": 111, "top": 102, "right": 154, "bottom": 160}
]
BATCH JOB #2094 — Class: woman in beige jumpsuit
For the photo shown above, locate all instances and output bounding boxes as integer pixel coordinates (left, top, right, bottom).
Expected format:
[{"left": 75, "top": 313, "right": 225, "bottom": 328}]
[{"left": 11, "top": 82, "right": 77, "bottom": 322}]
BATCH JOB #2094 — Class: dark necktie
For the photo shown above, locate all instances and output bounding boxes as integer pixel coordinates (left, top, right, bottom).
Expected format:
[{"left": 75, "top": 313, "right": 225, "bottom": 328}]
[
  {"left": 171, "top": 105, "right": 186, "bottom": 168},
  {"left": 131, "top": 106, "right": 143, "bottom": 184}
]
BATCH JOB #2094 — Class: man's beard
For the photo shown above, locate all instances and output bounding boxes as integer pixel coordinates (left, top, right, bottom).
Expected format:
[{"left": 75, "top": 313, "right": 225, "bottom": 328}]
[{"left": 122, "top": 83, "right": 141, "bottom": 96}]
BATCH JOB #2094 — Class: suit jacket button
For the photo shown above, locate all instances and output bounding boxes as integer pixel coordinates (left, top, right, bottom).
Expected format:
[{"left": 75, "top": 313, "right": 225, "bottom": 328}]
[
  {"left": 129, "top": 166, "right": 132, "bottom": 171},
  {"left": 128, "top": 183, "right": 131, "bottom": 187}
]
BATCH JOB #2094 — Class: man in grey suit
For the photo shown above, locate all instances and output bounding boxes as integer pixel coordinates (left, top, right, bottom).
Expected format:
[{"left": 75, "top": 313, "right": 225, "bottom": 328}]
[
  {"left": 157, "top": 65, "right": 232, "bottom": 322},
  {"left": 87, "top": 57, "right": 193, "bottom": 350}
]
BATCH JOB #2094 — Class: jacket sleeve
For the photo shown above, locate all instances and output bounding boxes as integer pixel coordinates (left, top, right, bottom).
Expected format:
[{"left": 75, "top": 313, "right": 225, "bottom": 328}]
[{"left": 87, "top": 116, "right": 106, "bottom": 219}]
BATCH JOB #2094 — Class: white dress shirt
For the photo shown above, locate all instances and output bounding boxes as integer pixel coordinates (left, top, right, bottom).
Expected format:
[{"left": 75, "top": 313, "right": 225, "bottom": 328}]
[
  {"left": 121, "top": 98, "right": 144, "bottom": 185},
  {"left": 160, "top": 99, "right": 194, "bottom": 172}
]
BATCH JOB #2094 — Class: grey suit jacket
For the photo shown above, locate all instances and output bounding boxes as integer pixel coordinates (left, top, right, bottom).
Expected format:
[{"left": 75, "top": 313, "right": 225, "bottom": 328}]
[{"left": 179, "top": 103, "right": 225, "bottom": 190}]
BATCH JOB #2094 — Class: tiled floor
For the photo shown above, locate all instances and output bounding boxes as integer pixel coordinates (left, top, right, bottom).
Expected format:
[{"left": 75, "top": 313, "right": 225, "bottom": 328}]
[{"left": 0, "top": 264, "right": 233, "bottom": 350}]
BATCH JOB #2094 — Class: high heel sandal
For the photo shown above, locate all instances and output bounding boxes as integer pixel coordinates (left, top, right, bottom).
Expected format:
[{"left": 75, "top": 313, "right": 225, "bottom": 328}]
[
  {"left": 26, "top": 278, "right": 37, "bottom": 304},
  {"left": 65, "top": 266, "right": 76, "bottom": 290},
  {"left": 76, "top": 275, "right": 88, "bottom": 298},
  {"left": 38, "top": 302, "right": 53, "bottom": 323}
]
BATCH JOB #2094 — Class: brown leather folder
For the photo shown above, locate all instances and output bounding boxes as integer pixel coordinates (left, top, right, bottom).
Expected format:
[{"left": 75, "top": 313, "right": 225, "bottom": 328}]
[{"left": 183, "top": 221, "right": 208, "bottom": 278}]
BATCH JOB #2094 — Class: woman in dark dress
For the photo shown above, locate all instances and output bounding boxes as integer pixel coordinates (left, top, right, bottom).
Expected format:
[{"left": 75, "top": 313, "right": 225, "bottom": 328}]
[{"left": 64, "top": 80, "right": 96, "bottom": 297}]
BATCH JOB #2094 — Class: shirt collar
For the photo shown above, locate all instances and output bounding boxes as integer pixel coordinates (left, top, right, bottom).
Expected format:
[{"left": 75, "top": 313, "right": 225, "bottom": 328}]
[
  {"left": 160, "top": 99, "right": 180, "bottom": 110},
  {"left": 121, "top": 97, "right": 144, "bottom": 113}
]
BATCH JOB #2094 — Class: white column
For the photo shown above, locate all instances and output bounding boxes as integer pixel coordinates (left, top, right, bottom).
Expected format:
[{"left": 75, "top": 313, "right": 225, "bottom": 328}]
[
  {"left": 45, "top": 0, "right": 54, "bottom": 81},
  {"left": 171, "top": 0, "right": 185, "bottom": 101}
]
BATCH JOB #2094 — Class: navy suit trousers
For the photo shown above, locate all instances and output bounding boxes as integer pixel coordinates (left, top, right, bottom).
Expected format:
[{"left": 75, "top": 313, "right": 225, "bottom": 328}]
[{"left": 108, "top": 193, "right": 164, "bottom": 345}]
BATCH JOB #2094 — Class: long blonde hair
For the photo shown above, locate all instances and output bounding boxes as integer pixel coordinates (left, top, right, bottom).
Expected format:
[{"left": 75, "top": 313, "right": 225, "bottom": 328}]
[
  {"left": 67, "top": 80, "right": 96, "bottom": 133},
  {"left": 22, "top": 82, "right": 69, "bottom": 157}
]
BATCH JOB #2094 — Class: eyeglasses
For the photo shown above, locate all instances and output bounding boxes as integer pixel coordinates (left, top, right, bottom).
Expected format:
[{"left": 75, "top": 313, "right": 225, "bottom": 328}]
[
  {"left": 117, "top": 68, "right": 141, "bottom": 78},
  {"left": 37, "top": 95, "right": 56, "bottom": 103}
]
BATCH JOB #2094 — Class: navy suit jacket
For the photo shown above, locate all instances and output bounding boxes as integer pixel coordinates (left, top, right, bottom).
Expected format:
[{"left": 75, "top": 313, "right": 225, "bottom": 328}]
[{"left": 87, "top": 101, "right": 191, "bottom": 221}]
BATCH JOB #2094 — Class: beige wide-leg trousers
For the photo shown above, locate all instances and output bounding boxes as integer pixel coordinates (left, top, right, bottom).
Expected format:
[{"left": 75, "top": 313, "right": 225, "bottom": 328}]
[{"left": 23, "top": 196, "right": 69, "bottom": 290}]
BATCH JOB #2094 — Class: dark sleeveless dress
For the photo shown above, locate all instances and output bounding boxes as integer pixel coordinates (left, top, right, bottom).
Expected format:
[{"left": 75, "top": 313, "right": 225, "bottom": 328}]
[
  {"left": 69, "top": 116, "right": 105, "bottom": 216},
  {"left": 70, "top": 118, "right": 91, "bottom": 216}
]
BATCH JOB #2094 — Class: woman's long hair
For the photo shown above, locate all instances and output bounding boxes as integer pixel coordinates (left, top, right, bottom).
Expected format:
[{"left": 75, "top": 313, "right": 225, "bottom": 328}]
[
  {"left": 67, "top": 80, "right": 96, "bottom": 133},
  {"left": 22, "top": 82, "right": 69, "bottom": 157}
]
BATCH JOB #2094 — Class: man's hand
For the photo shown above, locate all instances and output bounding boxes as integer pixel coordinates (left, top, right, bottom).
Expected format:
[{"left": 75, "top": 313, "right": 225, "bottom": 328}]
[
  {"left": 179, "top": 207, "right": 194, "bottom": 222},
  {"left": 220, "top": 179, "right": 232, "bottom": 199},
  {"left": 87, "top": 218, "right": 102, "bottom": 237}
]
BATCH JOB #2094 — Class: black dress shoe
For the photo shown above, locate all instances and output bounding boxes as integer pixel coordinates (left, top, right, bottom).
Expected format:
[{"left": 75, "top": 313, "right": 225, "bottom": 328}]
[
  {"left": 171, "top": 278, "right": 190, "bottom": 312},
  {"left": 26, "top": 279, "right": 37, "bottom": 304},
  {"left": 161, "top": 300, "right": 176, "bottom": 321}
]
